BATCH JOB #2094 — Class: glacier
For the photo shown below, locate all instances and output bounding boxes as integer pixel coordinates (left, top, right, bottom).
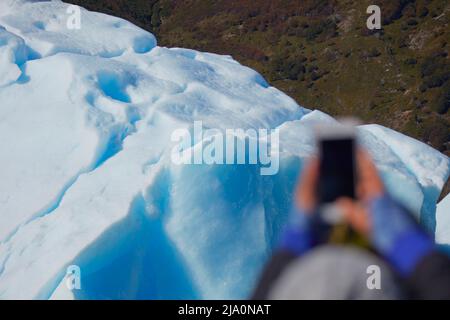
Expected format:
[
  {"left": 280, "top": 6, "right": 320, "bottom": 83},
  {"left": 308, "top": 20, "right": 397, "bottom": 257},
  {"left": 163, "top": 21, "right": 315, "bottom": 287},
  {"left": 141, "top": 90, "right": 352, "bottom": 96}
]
[
  {"left": 0, "top": 0, "right": 449, "bottom": 300},
  {"left": 437, "top": 194, "right": 450, "bottom": 246}
]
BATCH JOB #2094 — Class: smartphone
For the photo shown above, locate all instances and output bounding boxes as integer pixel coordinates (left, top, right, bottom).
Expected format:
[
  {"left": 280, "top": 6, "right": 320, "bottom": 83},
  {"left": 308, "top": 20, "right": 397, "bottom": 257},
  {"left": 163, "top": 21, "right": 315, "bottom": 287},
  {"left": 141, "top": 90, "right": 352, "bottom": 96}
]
[{"left": 316, "top": 123, "right": 356, "bottom": 205}]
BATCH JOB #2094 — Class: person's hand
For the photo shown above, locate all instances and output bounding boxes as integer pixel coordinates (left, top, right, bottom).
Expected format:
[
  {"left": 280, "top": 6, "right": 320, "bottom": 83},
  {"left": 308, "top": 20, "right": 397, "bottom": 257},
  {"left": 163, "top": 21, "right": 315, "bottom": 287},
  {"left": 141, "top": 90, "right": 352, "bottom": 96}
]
[
  {"left": 279, "top": 158, "right": 320, "bottom": 256},
  {"left": 354, "top": 150, "right": 384, "bottom": 203},
  {"left": 337, "top": 149, "right": 433, "bottom": 275},
  {"left": 336, "top": 150, "right": 384, "bottom": 236},
  {"left": 336, "top": 198, "right": 371, "bottom": 235},
  {"left": 294, "top": 158, "right": 319, "bottom": 214}
]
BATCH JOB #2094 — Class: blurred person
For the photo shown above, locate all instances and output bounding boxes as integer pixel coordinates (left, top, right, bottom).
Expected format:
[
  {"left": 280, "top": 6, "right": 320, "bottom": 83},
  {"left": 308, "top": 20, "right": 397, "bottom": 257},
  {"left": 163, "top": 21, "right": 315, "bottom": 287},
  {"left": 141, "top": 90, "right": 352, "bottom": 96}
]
[{"left": 252, "top": 151, "right": 450, "bottom": 299}]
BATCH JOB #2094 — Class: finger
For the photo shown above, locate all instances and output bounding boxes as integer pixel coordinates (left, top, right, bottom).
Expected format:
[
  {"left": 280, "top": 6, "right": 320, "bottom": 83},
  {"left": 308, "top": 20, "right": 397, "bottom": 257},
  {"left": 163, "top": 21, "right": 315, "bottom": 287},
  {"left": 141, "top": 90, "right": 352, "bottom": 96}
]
[
  {"left": 356, "top": 148, "right": 384, "bottom": 202},
  {"left": 356, "top": 149, "right": 377, "bottom": 180},
  {"left": 336, "top": 197, "right": 371, "bottom": 235},
  {"left": 295, "top": 157, "right": 319, "bottom": 212},
  {"left": 299, "top": 157, "right": 319, "bottom": 188}
]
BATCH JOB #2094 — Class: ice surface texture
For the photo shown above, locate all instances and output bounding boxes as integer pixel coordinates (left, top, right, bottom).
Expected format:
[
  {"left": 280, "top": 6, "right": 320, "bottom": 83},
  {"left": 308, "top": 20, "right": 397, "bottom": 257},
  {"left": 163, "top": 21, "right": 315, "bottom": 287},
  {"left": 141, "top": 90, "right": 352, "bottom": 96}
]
[
  {"left": 437, "top": 195, "right": 450, "bottom": 246},
  {"left": 0, "top": 1, "right": 448, "bottom": 299}
]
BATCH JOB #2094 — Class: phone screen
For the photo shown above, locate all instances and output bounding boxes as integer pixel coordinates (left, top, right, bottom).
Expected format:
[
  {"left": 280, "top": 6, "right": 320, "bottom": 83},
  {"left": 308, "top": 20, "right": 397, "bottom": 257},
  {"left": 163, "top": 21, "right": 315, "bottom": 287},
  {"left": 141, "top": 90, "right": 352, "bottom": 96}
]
[{"left": 318, "top": 138, "right": 356, "bottom": 204}]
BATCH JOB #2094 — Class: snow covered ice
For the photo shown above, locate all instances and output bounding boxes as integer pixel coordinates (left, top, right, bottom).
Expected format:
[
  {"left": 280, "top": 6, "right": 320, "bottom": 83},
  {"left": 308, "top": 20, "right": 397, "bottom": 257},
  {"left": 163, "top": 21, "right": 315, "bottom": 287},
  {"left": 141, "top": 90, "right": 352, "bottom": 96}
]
[
  {"left": 0, "top": 1, "right": 449, "bottom": 299},
  {"left": 437, "top": 194, "right": 450, "bottom": 246}
]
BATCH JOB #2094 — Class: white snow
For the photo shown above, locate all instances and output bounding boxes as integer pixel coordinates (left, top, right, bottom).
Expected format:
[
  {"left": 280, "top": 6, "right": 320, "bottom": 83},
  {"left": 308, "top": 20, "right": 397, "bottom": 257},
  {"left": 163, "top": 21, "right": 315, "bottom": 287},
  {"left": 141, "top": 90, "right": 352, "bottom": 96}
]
[
  {"left": 436, "top": 195, "right": 450, "bottom": 245},
  {"left": 0, "top": 0, "right": 449, "bottom": 299}
]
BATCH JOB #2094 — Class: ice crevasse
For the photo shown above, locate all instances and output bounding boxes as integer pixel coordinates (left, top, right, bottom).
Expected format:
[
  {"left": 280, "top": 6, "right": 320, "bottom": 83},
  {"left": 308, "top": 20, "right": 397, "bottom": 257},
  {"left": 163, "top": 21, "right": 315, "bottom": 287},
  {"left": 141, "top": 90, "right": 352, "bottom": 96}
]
[{"left": 0, "top": 0, "right": 449, "bottom": 299}]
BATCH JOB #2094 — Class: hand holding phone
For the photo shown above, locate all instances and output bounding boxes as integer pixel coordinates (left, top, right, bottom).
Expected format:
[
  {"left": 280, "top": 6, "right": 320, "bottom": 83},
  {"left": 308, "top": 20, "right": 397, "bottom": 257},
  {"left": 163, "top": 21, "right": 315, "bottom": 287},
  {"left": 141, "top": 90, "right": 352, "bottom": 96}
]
[{"left": 316, "top": 123, "right": 356, "bottom": 204}]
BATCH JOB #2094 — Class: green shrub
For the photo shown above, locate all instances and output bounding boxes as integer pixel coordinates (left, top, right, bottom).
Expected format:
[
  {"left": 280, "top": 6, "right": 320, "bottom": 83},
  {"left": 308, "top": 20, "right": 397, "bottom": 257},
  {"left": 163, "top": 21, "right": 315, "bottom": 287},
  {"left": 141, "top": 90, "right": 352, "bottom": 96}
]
[
  {"left": 419, "top": 83, "right": 427, "bottom": 92},
  {"left": 423, "top": 72, "right": 450, "bottom": 89},
  {"left": 423, "top": 118, "right": 450, "bottom": 151},
  {"left": 311, "top": 71, "right": 321, "bottom": 81},
  {"left": 307, "top": 65, "right": 318, "bottom": 73},
  {"left": 434, "top": 86, "right": 450, "bottom": 114},
  {"left": 407, "top": 18, "right": 418, "bottom": 26},
  {"left": 150, "top": 2, "right": 161, "bottom": 29},
  {"left": 270, "top": 51, "right": 306, "bottom": 81},
  {"left": 302, "top": 19, "right": 336, "bottom": 41},
  {"left": 418, "top": 7, "right": 429, "bottom": 18},
  {"left": 368, "top": 48, "right": 381, "bottom": 57},
  {"left": 421, "top": 57, "right": 442, "bottom": 77},
  {"left": 378, "top": 0, "right": 415, "bottom": 24}
]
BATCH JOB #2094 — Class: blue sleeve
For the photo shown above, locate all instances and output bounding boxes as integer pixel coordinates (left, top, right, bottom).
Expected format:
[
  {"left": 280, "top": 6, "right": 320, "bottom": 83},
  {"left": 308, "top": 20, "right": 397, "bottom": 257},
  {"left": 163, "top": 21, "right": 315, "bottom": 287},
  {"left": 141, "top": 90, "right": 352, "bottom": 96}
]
[
  {"left": 277, "top": 207, "right": 313, "bottom": 256},
  {"left": 368, "top": 194, "right": 434, "bottom": 276}
]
